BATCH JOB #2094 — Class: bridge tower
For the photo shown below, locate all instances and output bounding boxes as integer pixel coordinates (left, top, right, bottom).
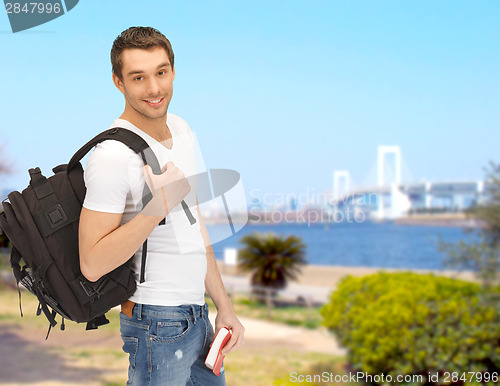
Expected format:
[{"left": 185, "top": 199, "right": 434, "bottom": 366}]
[
  {"left": 377, "top": 146, "right": 410, "bottom": 219},
  {"left": 333, "top": 170, "right": 351, "bottom": 199},
  {"left": 378, "top": 146, "right": 402, "bottom": 187}
]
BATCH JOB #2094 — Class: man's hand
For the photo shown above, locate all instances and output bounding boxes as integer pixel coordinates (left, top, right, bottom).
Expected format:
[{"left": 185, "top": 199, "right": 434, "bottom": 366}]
[
  {"left": 142, "top": 161, "right": 191, "bottom": 217},
  {"left": 215, "top": 309, "right": 245, "bottom": 355}
]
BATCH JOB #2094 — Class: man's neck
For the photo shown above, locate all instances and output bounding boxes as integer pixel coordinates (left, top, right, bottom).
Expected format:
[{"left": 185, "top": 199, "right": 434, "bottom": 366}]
[{"left": 119, "top": 111, "right": 171, "bottom": 142}]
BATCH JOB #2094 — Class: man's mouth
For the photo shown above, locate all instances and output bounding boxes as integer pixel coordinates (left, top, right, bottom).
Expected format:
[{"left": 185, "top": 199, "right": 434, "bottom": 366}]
[{"left": 144, "top": 97, "right": 164, "bottom": 107}]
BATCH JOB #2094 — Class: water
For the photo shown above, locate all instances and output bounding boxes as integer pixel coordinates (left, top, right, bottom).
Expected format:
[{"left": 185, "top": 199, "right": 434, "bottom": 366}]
[{"left": 207, "top": 221, "right": 477, "bottom": 270}]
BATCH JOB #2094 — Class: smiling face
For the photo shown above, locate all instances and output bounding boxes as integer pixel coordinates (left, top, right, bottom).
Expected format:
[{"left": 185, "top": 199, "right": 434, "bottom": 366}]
[{"left": 113, "top": 46, "right": 175, "bottom": 126}]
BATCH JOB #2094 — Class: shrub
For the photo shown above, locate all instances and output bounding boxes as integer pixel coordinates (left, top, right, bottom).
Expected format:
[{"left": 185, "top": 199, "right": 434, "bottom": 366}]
[{"left": 321, "top": 272, "right": 500, "bottom": 384}]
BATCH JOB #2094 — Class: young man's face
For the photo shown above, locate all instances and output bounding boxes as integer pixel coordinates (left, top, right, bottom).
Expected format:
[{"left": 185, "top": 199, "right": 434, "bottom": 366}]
[{"left": 113, "top": 46, "right": 175, "bottom": 122}]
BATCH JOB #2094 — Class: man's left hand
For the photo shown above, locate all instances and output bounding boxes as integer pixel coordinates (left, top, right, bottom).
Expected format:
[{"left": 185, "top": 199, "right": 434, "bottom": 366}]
[{"left": 214, "top": 309, "right": 245, "bottom": 355}]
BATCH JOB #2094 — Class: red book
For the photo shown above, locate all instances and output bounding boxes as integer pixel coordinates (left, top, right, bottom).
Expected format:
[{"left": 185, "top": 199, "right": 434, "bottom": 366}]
[{"left": 205, "top": 327, "right": 231, "bottom": 376}]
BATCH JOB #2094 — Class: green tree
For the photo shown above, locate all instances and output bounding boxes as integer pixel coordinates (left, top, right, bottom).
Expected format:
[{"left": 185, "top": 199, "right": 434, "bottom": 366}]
[
  {"left": 440, "top": 161, "right": 500, "bottom": 288},
  {"left": 238, "top": 232, "right": 307, "bottom": 298}
]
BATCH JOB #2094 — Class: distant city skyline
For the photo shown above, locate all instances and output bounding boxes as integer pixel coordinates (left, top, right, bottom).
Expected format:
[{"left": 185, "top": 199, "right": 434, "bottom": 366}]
[
  {"left": 0, "top": 141, "right": 494, "bottom": 204},
  {"left": 1, "top": 1, "right": 499, "bottom": 199}
]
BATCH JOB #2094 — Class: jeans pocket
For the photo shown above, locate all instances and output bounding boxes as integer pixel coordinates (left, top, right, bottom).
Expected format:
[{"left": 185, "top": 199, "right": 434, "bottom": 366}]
[
  {"left": 153, "top": 318, "right": 192, "bottom": 342},
  {"left": 122, "top": 336, "right": 139, "bottom": 384},
  {"left": 120, "top": 311, "right": 133, "bottom": 320}
]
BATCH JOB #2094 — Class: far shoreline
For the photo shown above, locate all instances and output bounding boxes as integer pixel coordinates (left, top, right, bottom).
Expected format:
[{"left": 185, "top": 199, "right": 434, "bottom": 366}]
[
  {"left": 217, "top": 261, "right": 477, "bottom": 289},
  {"left": 205, "top": 212, "right": 481, "bottom": 228},
  {"left": 394, "top": 213, "right": 480, "bottom": 228}
]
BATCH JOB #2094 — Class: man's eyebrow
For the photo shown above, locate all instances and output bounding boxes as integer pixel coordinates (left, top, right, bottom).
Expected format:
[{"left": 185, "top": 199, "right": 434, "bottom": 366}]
[
  {"left": 127, "top": 70, "right": 144, "bottom": 76},
  {"left": 126, "top": 63, "right": 171, "bottom": 76}
]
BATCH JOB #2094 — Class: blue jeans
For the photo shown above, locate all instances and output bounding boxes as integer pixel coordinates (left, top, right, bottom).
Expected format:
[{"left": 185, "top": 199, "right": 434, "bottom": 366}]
[{"left": 120, "top": 303, "right": 226, "bottom": 385}]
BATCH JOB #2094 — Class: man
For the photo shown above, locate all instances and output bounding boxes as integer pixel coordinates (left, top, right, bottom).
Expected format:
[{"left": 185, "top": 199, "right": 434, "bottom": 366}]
[{"left": 79, "top": 26, "right": 244, "bottom": 385}]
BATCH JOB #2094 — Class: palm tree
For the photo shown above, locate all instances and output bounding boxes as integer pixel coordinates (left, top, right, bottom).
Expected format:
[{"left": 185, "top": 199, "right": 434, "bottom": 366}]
[{"left": 238, "top": 232, "right": 307, "bottom": 300}]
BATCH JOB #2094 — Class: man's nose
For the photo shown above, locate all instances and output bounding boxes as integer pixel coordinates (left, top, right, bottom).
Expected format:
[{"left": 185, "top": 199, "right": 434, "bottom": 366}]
[{"left": 147, "top": 78, "right": 161, "bottom": 95}]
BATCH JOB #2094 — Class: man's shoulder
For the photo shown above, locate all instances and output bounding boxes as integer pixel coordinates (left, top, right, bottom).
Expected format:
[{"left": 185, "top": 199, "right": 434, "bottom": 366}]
[
  {"left": 89, "top": 138, "right": 139, "bottom": 165},
  {"left": 95, "top": 138, "right": 137, "bottom": 154}
]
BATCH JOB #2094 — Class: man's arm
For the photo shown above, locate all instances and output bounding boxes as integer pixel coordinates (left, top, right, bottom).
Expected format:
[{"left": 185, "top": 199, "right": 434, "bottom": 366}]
[
  {"left": 79, "top": 208, "right": 163, "bottom": 282},
  {"left": 80, "top": 162, "right": 189, "bottom": 282},
  {"left": 196, "top": 201, "right": 245, "bottom": 355}
]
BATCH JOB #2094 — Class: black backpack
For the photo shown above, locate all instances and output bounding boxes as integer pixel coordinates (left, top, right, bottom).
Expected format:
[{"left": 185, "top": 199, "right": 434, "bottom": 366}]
[{"left": 0, "top": 127, "right": 196, "bottom": 337}]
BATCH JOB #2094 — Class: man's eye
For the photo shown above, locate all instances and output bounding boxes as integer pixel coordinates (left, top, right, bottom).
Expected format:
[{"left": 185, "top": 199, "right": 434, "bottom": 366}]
[
  {"left": 134, "top": 76, "right": 143, "bottom": 81},
  {"left": 158, "top": 71, "right": 166, "bottom": 76}
]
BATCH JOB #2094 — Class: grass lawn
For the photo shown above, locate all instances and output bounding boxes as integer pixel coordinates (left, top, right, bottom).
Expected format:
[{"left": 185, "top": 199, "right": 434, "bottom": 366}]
[
  {"left": 0, "top": 286, "right": 350, "bottom": 386},
  {"left": 205, "top": 294, "right": 324, "bottom": 329}
]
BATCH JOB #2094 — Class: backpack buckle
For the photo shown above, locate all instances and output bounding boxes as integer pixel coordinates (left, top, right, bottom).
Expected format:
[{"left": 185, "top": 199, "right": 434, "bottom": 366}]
[
  {"left": 80, "top": 280, "right": 98, "bottom": 298},
  {"left": 45, "top": 205, "right": 67, "bottom": 228}
]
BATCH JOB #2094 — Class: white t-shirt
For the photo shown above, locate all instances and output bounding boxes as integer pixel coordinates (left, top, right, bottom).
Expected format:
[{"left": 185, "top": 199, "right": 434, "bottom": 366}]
[{"left": 83, "top": 113, "right": 206, "bottom": 306}]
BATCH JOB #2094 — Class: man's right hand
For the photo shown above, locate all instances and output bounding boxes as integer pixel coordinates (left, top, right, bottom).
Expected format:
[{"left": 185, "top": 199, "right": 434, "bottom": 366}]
[{"left": 141, "top": 161, "right": 191, "bottom": 217}]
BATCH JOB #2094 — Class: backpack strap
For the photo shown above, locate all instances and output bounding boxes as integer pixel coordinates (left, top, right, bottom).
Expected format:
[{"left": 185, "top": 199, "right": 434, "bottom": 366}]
[
  {"left": 10, "top": 246, "right": 26, "bottom": 317},
  {"left": 69, "top": 127, "right": 196, "bottom": 224},
  {"left": 68, "top": 127, "right": 196, "bottom": 283},
  {"left": 68, "top": 127, "right": 160, "bottom": 172}
]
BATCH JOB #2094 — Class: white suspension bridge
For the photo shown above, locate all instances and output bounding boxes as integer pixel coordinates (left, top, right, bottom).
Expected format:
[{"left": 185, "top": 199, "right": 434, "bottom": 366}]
[{"left": 331, "top": 146, "right": 488, "bottom": 220}]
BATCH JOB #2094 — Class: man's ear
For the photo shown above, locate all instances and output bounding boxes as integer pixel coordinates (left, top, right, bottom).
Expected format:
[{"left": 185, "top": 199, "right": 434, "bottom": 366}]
[
  {"left": 172, "top": 65, "right": 175, "bottom": 81},
  {"left": 112, "top": 73, "right": 125, "bottom": 94}
]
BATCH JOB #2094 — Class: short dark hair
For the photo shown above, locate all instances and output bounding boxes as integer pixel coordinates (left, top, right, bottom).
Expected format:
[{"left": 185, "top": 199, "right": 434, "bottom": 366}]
[{"left": 111, "top": 26, "right": 175, "bottom": 80}]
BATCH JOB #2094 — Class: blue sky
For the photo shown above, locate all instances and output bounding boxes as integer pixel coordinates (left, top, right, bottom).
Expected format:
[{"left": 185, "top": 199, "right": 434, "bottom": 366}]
[{"left": 1, "top": 0, "right": 499, "bottom": 202}]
